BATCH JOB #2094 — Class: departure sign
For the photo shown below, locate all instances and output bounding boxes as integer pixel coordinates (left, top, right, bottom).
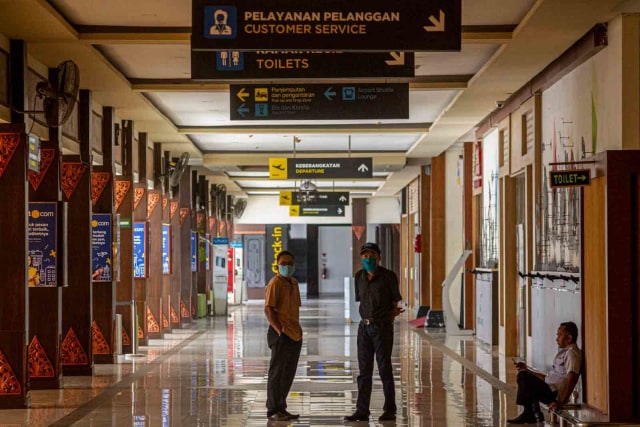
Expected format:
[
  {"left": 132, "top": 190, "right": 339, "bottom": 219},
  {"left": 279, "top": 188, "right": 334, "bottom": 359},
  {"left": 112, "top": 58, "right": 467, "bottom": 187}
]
[
  {"left": 270, "top": 157, "right": 372, "bottom": 179},
  {"left": 549, "top": 170, "right": 591, "bottom": 188},
  {"left": 280, "top": 191, "right": 349, "bottom": 206},
  {"left": 289, "top": 205, "right": 346, "bottom": 217},
  {"left": 192, "top": 51, "right": 414, "bottom": 79},
  {"left": 230, "top": 83, "right": 408, "bottom": 120},
  {"left": 192, "top": 0, "right": 461, "bottom": 52}
]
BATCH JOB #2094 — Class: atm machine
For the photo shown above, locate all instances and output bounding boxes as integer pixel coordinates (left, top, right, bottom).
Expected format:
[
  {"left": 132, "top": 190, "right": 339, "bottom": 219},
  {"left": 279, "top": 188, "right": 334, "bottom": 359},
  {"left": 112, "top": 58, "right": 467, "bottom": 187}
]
[{"left": 228, "top": 241, "right": 244, "bottom": 304}]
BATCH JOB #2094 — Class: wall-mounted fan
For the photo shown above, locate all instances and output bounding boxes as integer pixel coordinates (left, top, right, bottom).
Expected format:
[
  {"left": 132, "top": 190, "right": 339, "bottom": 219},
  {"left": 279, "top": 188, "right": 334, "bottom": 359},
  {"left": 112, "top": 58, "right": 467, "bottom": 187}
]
[
  {"left": 168, "top": 152, "right": 190, "bottom": 188},
  {"left": 15, "top": 60, "right": 80, "bottom": 127},
  {"left": 210, "top": 184, "right": 227, "bottom": 221},
  {"left": 232, "top": 198, "right": 247, "bottom": 219},
  {"left": 298, "top": 179, "right": 318, "bottom": 204}
]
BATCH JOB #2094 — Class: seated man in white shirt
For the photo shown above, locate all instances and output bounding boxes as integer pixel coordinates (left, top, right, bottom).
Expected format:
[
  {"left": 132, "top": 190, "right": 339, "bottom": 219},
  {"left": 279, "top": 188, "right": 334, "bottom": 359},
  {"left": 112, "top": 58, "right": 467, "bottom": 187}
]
[{"left": 508, "top": 322, "right": 582, "bottom": 424}]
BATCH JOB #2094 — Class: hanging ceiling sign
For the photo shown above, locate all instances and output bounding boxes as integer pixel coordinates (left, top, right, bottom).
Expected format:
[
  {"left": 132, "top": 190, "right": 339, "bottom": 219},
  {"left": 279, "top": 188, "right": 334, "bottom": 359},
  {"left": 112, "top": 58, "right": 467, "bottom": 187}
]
[
  {"left": 192, "top": 50, "right": 415, "bottom": 79},
  {"left": 549, "top": 170, "right": 591, "bottom": 188},
  {"left": 289, "top": 205, "right": 346, "bottom": 217},
  {"left": 279, "top": 191, "right": 349, "bottom": 206},
  {"left": 191, "top": 0, "right": 461, "bottom": 52},
  {"left": 270, "top": 157, "right": 372, "bottom": 179},
  {"left": 230, "top": 83, "right": 408, "bottom": 120}
]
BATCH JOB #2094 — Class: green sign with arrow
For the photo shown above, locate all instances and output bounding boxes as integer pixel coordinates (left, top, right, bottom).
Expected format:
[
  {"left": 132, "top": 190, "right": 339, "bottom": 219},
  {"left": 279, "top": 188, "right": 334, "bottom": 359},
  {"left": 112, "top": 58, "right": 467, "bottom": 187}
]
[{"left": 549, "top": 170, "right": 591, "bottom": 188}]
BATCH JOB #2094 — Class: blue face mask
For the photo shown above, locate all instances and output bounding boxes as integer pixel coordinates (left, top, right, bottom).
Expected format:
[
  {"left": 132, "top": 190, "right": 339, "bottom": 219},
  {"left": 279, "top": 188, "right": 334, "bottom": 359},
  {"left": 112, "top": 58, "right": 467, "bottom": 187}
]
[
  {"left": 278, "top": 265, "right": 295, "bottom": 277},
  {"left": 362, "top": 258, "right": 377, "bottom": 273}
]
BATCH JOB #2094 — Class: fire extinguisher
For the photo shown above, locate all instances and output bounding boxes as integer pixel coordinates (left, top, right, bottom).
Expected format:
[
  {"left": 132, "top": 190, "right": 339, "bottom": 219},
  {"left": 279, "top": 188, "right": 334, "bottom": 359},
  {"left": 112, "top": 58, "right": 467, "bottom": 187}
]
[
  {"left": 320, "top": 252, "right": 328, "bottom": 279},
  {"left": 321, "top": 266, "right": 328, "bottom": 279}
]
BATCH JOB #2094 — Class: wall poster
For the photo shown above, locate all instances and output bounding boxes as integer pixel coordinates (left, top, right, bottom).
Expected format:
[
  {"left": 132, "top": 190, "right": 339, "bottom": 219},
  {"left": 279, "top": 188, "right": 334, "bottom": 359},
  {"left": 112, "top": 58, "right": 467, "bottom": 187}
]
[
  {"left": 133, "top": 221, "right": 147, "bottom": 278},
  {"left": 191, "top": 231, "right": 197, "bottom": 272},
  {"left": 28, "top": 202, "right": 57, "bottom": 287},
  {"left": 162, "top": 224, "right": 171, "bottom": 275},
  {"left": 91, "top": 214, "right": 112, "bottom": 281}
]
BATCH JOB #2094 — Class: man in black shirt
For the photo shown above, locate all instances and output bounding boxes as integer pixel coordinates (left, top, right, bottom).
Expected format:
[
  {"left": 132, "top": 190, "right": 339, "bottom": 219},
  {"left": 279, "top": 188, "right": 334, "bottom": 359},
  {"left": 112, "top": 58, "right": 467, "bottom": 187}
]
[{"left": 345, "top": 242, "right": 404, "bottom": 423}]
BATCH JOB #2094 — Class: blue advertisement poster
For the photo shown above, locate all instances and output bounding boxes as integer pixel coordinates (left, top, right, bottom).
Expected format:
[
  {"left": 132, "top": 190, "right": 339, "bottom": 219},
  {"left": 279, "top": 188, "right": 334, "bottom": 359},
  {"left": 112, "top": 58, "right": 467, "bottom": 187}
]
[
  {"left": 133, "top": 222, "right": 146, "bottom": 278},
  {"left": 205, "top": 233, "right": 210, "bottom": 270},
  {"left": 191, "top": 231, "right": 197, "bottom": 272},
  {"left": 92, "top": 214, "right": 112, "bottom": 281},
  {"left": 28, "top": 202, "right": 57, "bottom": 287},
  {"left": 162, "top": 224, "right": 171, "bottom": 275}
]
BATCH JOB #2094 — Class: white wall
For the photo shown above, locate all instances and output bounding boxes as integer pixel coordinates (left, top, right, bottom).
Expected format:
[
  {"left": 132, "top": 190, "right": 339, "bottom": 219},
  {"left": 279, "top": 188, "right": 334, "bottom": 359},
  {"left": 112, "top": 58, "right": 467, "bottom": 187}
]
[
  {"left": 445, "top": 147, "right": 465, "bottom": 324},
  {"left": 237, "top": 196, "right": 353, "bottom": 224},
  {"left": 318, "top": 226, "right": 352, "bottom": 295},
  {"left": 366, "top": 197, "right": 401, "bottom": 224}
]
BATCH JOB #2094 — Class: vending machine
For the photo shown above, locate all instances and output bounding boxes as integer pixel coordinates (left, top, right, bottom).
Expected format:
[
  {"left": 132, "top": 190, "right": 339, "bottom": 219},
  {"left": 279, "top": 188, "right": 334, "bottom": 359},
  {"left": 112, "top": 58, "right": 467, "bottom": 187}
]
[{"left": 228, "top": 241, "right": 244, "bottom": 304}]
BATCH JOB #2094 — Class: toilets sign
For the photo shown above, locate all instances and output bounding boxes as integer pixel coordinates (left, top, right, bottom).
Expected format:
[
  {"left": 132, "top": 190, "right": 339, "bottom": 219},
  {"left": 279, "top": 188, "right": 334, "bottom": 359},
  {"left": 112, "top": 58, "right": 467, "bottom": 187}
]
[{"left": 192, "top": 0, "right": 461, "bottom": 52}]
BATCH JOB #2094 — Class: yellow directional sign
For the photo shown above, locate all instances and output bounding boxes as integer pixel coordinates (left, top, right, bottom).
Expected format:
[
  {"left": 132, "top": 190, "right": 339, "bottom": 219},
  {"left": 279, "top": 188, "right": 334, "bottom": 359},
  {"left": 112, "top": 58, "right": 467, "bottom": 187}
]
[
  {"left": 279, "top": 191, "right": 293, "bottom": 206},
  {"left": 269, "top": 157, "right": 288, "bottom": 179},
  {"left": 236, "top": 87, "right": 249, "bottom": 102},
  {"left": 289, "top": 206, "right": 300, "bottom": 216}
]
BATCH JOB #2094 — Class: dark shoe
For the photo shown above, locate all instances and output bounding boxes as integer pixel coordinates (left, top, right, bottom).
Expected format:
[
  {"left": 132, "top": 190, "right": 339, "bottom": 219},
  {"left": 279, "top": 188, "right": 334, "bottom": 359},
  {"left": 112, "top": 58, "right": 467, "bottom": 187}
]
[
  {"left": 379, "top": 411, "right": 397, "bottom": 421},
  {"left": 344, "top": 412, "right": 369, "bottom": 422},
  {"left": 283, "top": 410, "right": 300, "bottom": 419},
  {"left": 507, "top": 411, "right": 538, "bottom": 424},
  {"left": 268, "top": 411, "right": 291, "bottom": 421}
]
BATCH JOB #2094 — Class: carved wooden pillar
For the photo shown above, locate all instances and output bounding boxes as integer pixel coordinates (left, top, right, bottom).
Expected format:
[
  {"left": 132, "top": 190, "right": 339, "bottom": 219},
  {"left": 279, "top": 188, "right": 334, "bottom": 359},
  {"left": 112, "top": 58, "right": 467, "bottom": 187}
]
[
  {"left": 115, "top": 120, "right": 135, "bottom": 354},
  {"left": 61, "top": 89, "right": 93, "bottom": 375},
  {"left": 158, "top": 148, "right": 172, "bottom": 333},
  {"left": 133, "top": 133, "right": 149, "bottom": 346},
  {"left": 146, "top": 143, "right": 163, "bottom": 339},
  {"left": 92, "top": 106, "right": 116, "bottom": 364},
  {"left": 426, "top": 153, "right": 446, "bottom": 327},
  {"left": 179, "top": 164, "right": 193, "bottom": 325},
  {"left": 0, "top": 120, "right": 29, "bottom": 407}
]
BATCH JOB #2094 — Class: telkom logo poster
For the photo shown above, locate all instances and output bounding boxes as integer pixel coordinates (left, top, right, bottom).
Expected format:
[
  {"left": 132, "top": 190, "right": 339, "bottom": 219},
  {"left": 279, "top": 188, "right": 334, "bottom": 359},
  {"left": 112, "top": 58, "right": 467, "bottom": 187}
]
[
  {"left": 133, "top": 222, "right": 146, "bottom": 278},
  {"left": 28, "top": 202, "right": 57, "bottom": 287},
  {"left": 91, "top": 214, "right": 112, "bottom": 282}
]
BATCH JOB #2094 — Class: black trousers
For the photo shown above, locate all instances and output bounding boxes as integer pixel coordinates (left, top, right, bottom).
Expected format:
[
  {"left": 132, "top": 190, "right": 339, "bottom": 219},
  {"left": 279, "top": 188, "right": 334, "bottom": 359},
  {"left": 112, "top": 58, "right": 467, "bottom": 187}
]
[
  {"left": 356, "top": 321, "right": 397, "bottom": 415},
  {"left": 516, "top": 370, "right": 558, "bottom": 409},
  {"left": 266, "top": 326, "right": 302, "bottom": 415}
]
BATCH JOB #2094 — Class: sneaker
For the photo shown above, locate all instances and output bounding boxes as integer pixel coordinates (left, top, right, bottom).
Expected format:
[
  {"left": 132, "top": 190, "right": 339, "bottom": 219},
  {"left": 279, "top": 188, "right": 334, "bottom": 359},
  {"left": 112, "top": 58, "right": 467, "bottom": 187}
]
[
  {"left": 507, "top": 411, "right": 538, "bottom": 424},
  {"left": 378, "top": 411, "right": 396, "bottom": 421},
  {"left": 283, "top": 410, "right": 300, "bottom": 419},
  {"left": 344, "top": 412, "right": 369, "bottom": 422},
  {"left": 268, "top": 411, "right": 291, "bottom": 421}
]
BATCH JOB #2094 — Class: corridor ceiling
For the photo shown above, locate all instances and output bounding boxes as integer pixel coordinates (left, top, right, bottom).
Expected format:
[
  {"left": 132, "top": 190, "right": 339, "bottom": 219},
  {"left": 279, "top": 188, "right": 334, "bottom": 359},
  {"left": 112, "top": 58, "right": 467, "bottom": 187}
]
[{"left": 0, "top": 0, "right": 629, "bottom": 197}]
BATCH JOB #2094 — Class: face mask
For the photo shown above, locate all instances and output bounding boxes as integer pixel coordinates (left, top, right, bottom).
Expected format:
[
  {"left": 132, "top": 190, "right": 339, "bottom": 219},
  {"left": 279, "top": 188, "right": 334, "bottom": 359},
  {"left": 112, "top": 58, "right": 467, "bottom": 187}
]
[
  {"left": 362, "top": 258, "right": 377, "bottom": 272},
  {"left": 278, "top": 265, "right": 295, "bottom": 277}
]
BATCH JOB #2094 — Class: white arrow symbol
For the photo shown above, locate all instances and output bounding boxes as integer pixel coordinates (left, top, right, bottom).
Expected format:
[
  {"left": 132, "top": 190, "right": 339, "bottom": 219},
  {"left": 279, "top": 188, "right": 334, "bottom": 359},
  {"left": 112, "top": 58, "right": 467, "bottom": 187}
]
[
  {"left": 424, "top": 10, "right": 445, "bottom": 32},
  {"left": 385, "top": 52, "right": 405, "bottom": 66},
  {"left": 357, "top": 163, "right": 369, "bottom": 173},
  {"left": 337, "top": 208, "right": 343, "bottom": 215},
  {"left": 236, "top": 87, "right": 249, "bottom": 102},
  {"left": 339, "top": 195, "right": 347, "bottom": 202}
]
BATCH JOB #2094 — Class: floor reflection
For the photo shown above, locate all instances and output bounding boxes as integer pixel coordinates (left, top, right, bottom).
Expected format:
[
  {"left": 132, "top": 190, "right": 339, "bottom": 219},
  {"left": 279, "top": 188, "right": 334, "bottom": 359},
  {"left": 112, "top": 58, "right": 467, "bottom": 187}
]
[{"left": 0, "top": 297, "right": 530, "bottom": 426}]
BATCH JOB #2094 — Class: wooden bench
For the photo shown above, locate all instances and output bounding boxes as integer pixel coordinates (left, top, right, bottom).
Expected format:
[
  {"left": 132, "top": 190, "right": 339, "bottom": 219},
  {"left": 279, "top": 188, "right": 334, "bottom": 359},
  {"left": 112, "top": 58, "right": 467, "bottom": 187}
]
[{"left": 543, "top": 403, "right": 638, "bottom": 426}]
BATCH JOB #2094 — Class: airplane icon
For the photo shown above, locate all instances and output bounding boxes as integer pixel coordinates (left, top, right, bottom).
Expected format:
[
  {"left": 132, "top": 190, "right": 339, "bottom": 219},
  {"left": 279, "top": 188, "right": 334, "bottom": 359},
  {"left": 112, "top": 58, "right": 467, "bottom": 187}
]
[
  {"left": 272, "top": 164, "right": 285, "bottom": 171},
  {"left": 282, "top": 194, "right": 290, "bottom": 200}
]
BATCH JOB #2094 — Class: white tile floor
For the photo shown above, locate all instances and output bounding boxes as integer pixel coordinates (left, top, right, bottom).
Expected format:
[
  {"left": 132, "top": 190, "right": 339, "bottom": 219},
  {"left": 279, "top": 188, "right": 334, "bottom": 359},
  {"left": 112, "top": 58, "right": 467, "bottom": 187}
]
[{"left": 0, "top": 297, "right": 530, "bottom": 426}]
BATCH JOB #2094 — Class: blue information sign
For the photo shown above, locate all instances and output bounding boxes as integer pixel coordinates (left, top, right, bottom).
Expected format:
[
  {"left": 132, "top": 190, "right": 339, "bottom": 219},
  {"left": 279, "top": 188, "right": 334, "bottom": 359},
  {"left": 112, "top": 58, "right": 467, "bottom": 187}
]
[
  {"left": 28, "top": 202, "right": 57, "bottom": 287},
  {"left": 92, "top": 214, "right": 112, "bottom": 282},
  {"left": 133, "top": 222, "right": 146, "bottom": 278},
  {"left": 230, "top": 241, "right": 243, "bottom": 249},
  {"left": 213, "top": 237, "right": 229, "bottom": 245},
  {"left": 162, "top": 224, "right": 171, "bottom": 275},
  {"left": 191, "top": 231, "right": 198, "bottom": 272}
]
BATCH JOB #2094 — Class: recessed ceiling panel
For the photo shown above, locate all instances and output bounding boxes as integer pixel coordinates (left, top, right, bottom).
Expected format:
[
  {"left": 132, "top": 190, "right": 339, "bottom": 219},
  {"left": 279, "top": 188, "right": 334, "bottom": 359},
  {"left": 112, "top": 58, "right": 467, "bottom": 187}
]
[
  {"left": 50, "top": 0, "right": 191, "bottom": 26},
  {"left": 237, "top": 180, "right": 384, "bottom": 189},
  {"left": 100, "top": 45, "right": 191, "bottom": 79},
  {"left": 193, "top": 133, "right": 422, "bottom": 152},
  {"left": 462, "top": 0, "right": 536, "bottom": 26},
  {"left": 415, "top": 45, "right": 500, "bottom": 76},
  {"left": 147, "top": 90, "right": 458, "bottom": 126}
]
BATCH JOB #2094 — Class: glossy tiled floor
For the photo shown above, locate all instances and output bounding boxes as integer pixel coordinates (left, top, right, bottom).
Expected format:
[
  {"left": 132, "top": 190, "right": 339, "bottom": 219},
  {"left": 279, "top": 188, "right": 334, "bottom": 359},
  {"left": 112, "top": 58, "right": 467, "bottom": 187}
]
[{"left": 1, "top": 297, "right": 529, "bottom": 426}]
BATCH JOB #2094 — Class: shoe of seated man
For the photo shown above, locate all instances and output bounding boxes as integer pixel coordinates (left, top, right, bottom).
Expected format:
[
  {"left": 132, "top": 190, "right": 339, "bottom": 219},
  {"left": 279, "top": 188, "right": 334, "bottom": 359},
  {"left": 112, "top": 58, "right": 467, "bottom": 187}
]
[
  {"left": 344, "top": 411, "right": 369, "bottom": 422},
  {"left": 378, "top": 411, "right": 396, "bottom": 421},
  {"left": 507, "top": 410, "right": 538, "bottom": 424},
  {"left": 267, "top": 411, "right": 291, "bottom": 421},
  {"left": 283, "top": 410, "right": 299, "bottom": 419}
]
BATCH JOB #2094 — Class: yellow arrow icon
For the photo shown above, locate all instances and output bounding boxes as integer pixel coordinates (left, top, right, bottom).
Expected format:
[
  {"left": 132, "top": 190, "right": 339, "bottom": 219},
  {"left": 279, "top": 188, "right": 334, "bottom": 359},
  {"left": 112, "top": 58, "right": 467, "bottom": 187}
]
[{"left": 237, "top": 87, "right": 249, "bottom": 102}]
